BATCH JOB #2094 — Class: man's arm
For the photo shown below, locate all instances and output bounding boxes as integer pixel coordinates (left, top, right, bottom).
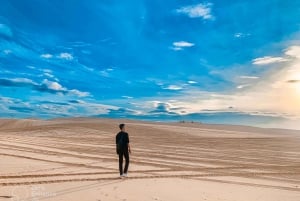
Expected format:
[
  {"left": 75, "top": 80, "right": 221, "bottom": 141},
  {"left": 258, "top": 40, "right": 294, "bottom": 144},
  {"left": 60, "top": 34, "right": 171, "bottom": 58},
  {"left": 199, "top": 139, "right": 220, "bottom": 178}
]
[
  {"left": 127, "top": 133, "right": 131, "bottom": 154},
  {"left": 128, "top": 143, "right": 131, "bottom": 154}
]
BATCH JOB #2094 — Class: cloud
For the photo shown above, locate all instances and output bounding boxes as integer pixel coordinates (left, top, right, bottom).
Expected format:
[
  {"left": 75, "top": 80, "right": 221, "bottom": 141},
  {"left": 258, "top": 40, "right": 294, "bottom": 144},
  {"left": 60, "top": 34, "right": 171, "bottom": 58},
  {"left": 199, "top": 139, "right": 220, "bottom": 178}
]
[
  {"left": 43, "top": 72, "right": 55, "bottom": 78},
  {"left": 9, "top": 106, "right": 34, "bottom": 113},
  {"left": 69, "top": 89, "right": 90, "bottom": 97},
  {"left": 188, "top": 80, "right": 198, "bottom": 84},
  {"left": 237, "top": 84, "right": 250, "bottom": 89},
  {"left": 176, "top": 3, "right": 214, "bottom": 20},
  {"left": 170, "top": 47, "right": 183, "bottom": 51},
  {"left": 234, "top": 33, "right": 251, "bottom": 38},
  {"left": 37, "top": 79, "right": 90, "bottom": 97},
  {"left": 0, "top": 78, "right": 90, "bottom": 97},
  {"left": 252, "top": 56, "right": 289, "bottom": 65},
  {"left": 0, "top": 23, "right": 13, "bottom": 38},
  {"left": 173, "top": 41, "right": 195, "bottom": 47},
  {"left": 58, "top": 52, "right": 73, "bottom": 60},
  {"left": 285, "top": 46, "right": 300, "bottom": 58},
  {"left": 69, "top": 100, "right": 85, "bottom": 104},
  {"left": 122, "top": 96, "right": 133, "bottom": 99},
  {"left": 41, "top": 79, "right": 65, "bottom": 91},
  {"left": 239, "top": 76, "right": 259, "bottom": 79},
  {"left": 0, "top": 78, "right": 37, "bottom": 87},
  {"left": 151, "top": 103, "right": 170, "bottom": 113},
  {"left": 171, "top": 41, "right": 195, "bottom": 51},
  {"left": 163, "top": 85, "right": 183, "bottom": 90},
  {"left": 157, "top": 44, "right": 300, "bottom": 119},
  {"left": 40, "top": 54, "right": 53, "bottom": 59}
]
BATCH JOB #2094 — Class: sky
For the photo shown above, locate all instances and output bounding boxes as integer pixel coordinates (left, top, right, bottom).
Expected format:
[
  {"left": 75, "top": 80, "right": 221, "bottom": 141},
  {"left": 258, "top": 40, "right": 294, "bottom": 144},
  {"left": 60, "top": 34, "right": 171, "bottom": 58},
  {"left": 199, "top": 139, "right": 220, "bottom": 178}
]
[{"left": 1, "top": 0, "right": 300, "bottom": 129}]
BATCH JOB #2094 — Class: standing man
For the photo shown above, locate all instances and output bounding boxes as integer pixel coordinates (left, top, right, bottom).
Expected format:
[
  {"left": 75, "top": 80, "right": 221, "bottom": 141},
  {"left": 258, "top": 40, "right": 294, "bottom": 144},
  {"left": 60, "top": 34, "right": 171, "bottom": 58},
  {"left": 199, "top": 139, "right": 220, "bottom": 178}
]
[{"left": 116, "top": 123, "right": 131, "bottom": 177}]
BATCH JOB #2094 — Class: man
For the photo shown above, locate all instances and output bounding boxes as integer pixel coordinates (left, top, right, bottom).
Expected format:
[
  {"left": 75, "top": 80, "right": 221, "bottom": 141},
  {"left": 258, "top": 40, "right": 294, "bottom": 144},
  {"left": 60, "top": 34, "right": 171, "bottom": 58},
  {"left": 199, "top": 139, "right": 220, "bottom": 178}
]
[{"left": 116, "top": 123, "right": 131, "bottom": 177}]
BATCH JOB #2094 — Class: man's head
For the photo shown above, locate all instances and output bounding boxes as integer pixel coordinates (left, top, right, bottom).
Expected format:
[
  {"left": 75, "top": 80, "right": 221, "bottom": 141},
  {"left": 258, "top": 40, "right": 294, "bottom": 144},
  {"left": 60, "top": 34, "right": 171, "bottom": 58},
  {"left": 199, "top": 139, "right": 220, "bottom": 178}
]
[{"left": 119, "top": 123, "right": 125, "bottom": 131}]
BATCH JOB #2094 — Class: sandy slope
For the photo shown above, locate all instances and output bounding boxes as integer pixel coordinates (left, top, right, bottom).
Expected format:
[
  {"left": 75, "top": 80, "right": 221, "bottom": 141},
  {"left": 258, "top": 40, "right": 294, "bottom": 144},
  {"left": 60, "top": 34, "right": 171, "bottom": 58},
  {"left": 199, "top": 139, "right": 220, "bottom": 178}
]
[{"left": 0, "top": 118, "right": 299, "bottom": 201}]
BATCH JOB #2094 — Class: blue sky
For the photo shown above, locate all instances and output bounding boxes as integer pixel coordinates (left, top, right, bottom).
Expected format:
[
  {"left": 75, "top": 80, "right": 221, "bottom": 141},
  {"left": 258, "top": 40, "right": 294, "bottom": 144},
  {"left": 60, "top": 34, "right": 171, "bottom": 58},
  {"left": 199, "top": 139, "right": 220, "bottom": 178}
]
[{"left": 1, "top": 0, "right": 300, "bottom": 129}]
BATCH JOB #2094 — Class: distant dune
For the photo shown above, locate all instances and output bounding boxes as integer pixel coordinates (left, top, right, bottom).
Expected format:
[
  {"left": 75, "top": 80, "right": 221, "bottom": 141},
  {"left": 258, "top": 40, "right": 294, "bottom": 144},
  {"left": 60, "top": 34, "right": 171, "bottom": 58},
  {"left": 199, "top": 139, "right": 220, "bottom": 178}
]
[{"left": 0, "top": 118, "right": 299, "bottom": 201}]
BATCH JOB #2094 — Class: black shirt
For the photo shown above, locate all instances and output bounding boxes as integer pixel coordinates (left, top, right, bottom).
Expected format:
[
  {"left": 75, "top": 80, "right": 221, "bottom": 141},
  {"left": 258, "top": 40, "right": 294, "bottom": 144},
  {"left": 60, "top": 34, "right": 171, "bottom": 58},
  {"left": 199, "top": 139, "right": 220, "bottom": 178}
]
[{"left": 116, "top": 131, "right": 129, "bottom": 149}]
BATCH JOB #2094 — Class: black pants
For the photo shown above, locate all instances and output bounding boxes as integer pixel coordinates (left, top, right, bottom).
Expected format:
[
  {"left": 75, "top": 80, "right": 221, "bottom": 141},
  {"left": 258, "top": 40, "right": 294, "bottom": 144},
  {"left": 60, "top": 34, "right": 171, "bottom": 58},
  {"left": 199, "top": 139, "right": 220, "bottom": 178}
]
[{"left": 118, "top": 149, "right": 129, "bottom": 175}]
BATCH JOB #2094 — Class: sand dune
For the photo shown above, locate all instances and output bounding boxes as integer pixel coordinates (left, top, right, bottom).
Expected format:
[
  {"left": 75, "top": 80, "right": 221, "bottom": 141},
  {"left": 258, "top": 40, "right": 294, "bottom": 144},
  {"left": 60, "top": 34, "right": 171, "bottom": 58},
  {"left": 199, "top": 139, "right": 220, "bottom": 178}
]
[{"left": 0, "top": 118, "right": 299, "bottom": 201}]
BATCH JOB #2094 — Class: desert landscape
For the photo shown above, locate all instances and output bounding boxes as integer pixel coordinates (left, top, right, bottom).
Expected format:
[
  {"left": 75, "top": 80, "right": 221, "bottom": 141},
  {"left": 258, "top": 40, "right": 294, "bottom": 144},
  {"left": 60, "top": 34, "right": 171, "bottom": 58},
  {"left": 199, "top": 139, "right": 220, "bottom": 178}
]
[{"left": 0, "top": 118, "right": 299, "bottom": 201}]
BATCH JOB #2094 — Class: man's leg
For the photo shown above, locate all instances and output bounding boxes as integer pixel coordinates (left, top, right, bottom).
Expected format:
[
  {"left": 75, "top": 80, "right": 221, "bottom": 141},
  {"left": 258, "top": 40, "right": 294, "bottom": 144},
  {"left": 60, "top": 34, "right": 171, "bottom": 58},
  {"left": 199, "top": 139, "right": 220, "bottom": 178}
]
[
  {"left": 118, "top": 152, "right": 124, "bottom": 175},
  {"left": 123, "top": 150, "right": 129, "bottom": 174}
]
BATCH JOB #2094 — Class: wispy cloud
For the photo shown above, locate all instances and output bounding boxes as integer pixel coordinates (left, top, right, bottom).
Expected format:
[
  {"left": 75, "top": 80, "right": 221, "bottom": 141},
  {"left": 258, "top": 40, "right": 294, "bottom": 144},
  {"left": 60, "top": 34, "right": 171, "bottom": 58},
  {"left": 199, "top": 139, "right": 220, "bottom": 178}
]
[
  {"left": 163, "top": 85, "right": 183, "bottom": 90},
  {"left": 69, "top": 89, "right": 90, "bottom": 97},
  {"left": 234, "top": 33, "right": 251, "bottom": 38},
  {"left": 252, "top": 56, "right": 289, "bottom": 65},
  {"left": 58, "top": 52, "right": 73, "bottom": 60},
  {"left": 41, "top": 79, "right": 65, "bottom": 91},
  {"left": 161, "top": 45, "right": 300, "bottom": 118},
  {"left": 0, "top": 78, "right": 90, "bottom": 97},
  {"left": 40, "top": 53, "right": 53, "bottom": 59},
  {"left": 171, "top": 41, "right": 195, "bottom": 51},
  {"left": 239, "top": 76, "right": 259, "bottom": 79},
  {"left": 122, "top": 96, "right": 133, "bottom": 99},
  {"left": 285, "top": 46, "right": 300, "bottom": 58},
  {"left": 38, "top": 79, "right": 90, "bottom": 97},
  {"left": 170, "top": 47, "right": 183, "bottom": 51},
  {"left": 99, "top": 68, "right": 114, "bottom": 77},
  {"left": 237, "top": 84, "right": 250, "bottom": 89},
  {"left": 173, "top": 41, "right": 195, "bottom": 47},
  {"left": 150, "top": 102, "right": 171, "bottom": 114},
  {"left": 0, "top": 78, "right": 37, "bottom": 87},
  {"left": 176, "top": 3, "right": 214, "bottom": 20}
]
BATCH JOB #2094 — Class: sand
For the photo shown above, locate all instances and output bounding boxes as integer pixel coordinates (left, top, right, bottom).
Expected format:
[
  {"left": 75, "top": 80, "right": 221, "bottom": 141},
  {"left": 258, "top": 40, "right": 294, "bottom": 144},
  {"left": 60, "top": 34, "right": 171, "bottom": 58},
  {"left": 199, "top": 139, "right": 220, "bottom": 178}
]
[{"left": 0, "top": 118, "right": 299, "bottom": 201}]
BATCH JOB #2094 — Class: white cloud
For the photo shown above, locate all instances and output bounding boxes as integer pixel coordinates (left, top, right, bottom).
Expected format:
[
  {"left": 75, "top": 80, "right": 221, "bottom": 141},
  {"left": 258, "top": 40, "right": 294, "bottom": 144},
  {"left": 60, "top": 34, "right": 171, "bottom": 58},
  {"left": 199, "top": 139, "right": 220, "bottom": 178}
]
[
  {"left": 285, "top": 46, "right": 300, "bottom": 58},
  {"left": 157, "top": 44, "right": 300, "bottom": 119},
  {"left": 12, "top": 78, "right": 37, "bottom": 85},
  {"left": 40, "top": 79, "right": 90, "bottom": 97},
  {"left": 239, "top": 76, "right": 259, "bottom": 79},
  {"left": 237, "top": 84, "right": 250, "bottom": 89},
  {"left": 58, "top": 52, "right": 73, "bottom": 60},
  {"left": 176, "top": 3, "right": 214, "bottom": 20},
  {"left": 69, "top": 89, "right": 90, "bottom": 97},
  {"left": 234, "top": 33, "right": 251, "bottom": 38},
  {"left": 43, "top": 73, "right": 55, "bottom": 78},
  {"left": 252, "top": 56, "right": 289, "bottom": 65},
  {"left": 171, "top": 41, "right": 195, "bottom": 51},
  {"left": 163, "top": 85, "right": 183, "bottom": 90},
  {"left": 234, "top": 33, "right": 242, "bottom": 38},
  {"left": 42, "top": 79, "right": 65, "bottom": 91},
  {"left": 170, "top": 47, "right": 183, "bottom": 51},
  {"left": 26, "top": 65, "right": 36, "bottom": 69},
  {"left": 40, "top": 54, "right": 53, "bottom": 59},
  {"left": 173, "top": 41, "right": 195, "bottom": 47},
  {"left": 42, "top": 69, "right": 52, "bottom": 73},
  {"left": 122, "top": 96, "right": 133, "bottom": 99},
  {"left": 188, "top": 80, "right": 198, "bottom": 84}
]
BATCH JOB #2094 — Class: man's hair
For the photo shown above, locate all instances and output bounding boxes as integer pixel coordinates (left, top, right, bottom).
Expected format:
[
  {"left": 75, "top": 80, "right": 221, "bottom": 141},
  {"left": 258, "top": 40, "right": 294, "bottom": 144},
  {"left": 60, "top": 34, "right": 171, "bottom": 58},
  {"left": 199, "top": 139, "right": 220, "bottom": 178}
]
[{"left": 119, "top": 123, "right": 125, "bottom": 130}]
